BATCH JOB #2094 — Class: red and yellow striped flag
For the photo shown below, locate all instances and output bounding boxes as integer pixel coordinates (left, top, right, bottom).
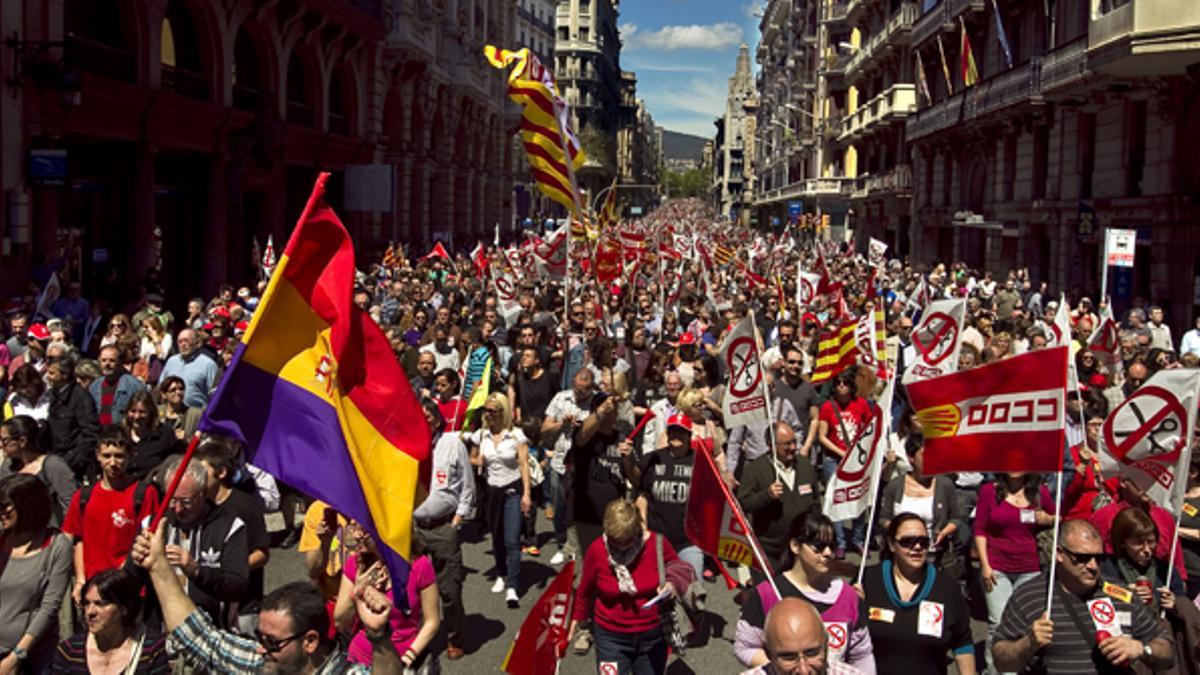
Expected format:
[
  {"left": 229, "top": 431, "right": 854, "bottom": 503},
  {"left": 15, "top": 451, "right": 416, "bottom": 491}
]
[
  {"left": 599, "top": 178, "right": 619, "bottom": 229},
  {"left": 713, "top": 244, "right": 735, "bottom": 267},
  {"left": 960, "top": 18, "right": 979, "bottom": 87},
  {"left": 811, "top": 320, "right": 859, "bottom": 384},
  {"left": 485, "top": 46, "right": 585, "bottom": 215}
]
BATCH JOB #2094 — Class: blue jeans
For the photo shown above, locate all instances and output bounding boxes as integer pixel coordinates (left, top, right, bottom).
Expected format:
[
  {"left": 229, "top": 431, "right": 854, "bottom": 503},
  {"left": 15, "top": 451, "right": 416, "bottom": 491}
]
[
  {"left": 822, "top": 456, "right": 865, "bottom": 550},
  {"left": 487, "top": 484, "right": 523, "bottom": 592},
  {"left": 676, "top": 545, "right": 705, "bottom": 581},
  {"left": 983, "top": 570, "right": 1039, "bottom": 675},
  {"left": 593, "top": 623, "right": 667, "bottom": 675},
  {"left": 547, "top": 469, "right": 571, "bottom": 550}
]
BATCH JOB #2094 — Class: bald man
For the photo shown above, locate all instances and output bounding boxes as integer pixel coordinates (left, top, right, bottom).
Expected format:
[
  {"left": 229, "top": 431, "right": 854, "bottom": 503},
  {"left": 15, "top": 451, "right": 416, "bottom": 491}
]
[
  {"left": 992, "top": 519, "right": 1172, "bottom": 673},
  {"left": 741, "top": 597, "right": 863, "bottom": 675}
]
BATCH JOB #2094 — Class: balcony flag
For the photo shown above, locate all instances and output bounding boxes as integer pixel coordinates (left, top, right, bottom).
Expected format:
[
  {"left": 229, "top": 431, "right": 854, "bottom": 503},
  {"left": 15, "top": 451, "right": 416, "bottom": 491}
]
[
  {"left": 992, "top": 0, "right": 1014, "bottom": 69},
  {"left": 484, "top": 46, "right": 585, "bottom": 217},
  {"left": 936, "top": 34, "right": 954, "bottom": 95},
  {"left": 960, "top": 17, "right": 980, "bottom": 87},
  {"left": 916, "top": 52, "right": 932, "bottom": 105}
]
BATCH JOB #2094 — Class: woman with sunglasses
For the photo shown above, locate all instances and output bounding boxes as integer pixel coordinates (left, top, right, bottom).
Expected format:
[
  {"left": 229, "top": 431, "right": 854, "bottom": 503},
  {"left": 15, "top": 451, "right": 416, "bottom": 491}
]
[
  {"left": 974, "top": 472, "right": 1054, "bottom": 675},
  {"left": 0, "top": 474, "right": 73, "bottom": 673},
  {"left": 156, "top": 376, "right": 200, "bottom": 441},
  {"left": 861, "top": 513, "right": 976, "bottom": 675},
  {"left": 876, "top": 431, "right": 964, "bottom": 581},
  {"left": 332, "top": 524, "right": 440, "bottom": 671},
  {"left": 50, "top": 567, "right": 169, "bottom": 674},
  {"left": 466, "top": 393, "right": 531, "bottom": 608},
  {"left": 735, "top": 512, "right": 876, "bottom": 672}
]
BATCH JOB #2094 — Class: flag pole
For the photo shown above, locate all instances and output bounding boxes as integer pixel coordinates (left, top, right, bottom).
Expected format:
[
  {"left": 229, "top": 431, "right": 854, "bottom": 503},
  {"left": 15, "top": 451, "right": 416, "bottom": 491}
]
[
  {"left": 1163, "top": 380, "right": 1200, "bottom": 596},
  {"left": 748, "top": 311, "right": 780, "bottom": 484},
  {"left": 856, "top": 369, "right": 893, "bottom": 585},
  {"left": 709, "top": 446, "right": 782, "bottom": 600},
  {"left": 1045, "top": 345, "right": 1074, "bottom": 615}
]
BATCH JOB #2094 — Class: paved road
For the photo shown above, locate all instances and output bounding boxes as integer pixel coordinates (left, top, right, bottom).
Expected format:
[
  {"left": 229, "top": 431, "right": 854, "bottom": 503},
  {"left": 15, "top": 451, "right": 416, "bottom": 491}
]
[{"left": 264, "top": 513, "right": 989, "bottom": 674}]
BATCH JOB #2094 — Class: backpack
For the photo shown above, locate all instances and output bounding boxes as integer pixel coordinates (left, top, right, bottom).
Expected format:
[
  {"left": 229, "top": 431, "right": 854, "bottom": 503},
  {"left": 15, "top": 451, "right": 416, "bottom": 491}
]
[{"left": 78, "top": 481, "right": 151, "bottom": 522}]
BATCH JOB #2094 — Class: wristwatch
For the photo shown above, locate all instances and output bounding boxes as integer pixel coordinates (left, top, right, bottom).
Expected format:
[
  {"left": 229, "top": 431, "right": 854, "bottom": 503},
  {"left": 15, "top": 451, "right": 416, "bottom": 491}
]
[
  {"left": 11, "top": 647, "right": 27, "bottom": 661},
  {"left": 1142, "top": 641, "right": 1153, "bottom": 660}
]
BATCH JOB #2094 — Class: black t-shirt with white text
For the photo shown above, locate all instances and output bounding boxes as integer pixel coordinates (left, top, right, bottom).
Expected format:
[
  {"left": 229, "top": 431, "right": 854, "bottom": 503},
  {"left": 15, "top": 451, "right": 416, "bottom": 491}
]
[{"left": 638, "top": 449, "right": 694, "bottom": 551}]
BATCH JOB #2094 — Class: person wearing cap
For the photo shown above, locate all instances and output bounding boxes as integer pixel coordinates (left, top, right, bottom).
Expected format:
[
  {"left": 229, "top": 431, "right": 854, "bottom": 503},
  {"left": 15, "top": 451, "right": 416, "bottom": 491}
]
[
  {"left": 737, "top": 422, "right": 820, "bottom": 575},
  {"left": 673, "top": 331, "right": 700, "bottom": 387},
  {"left": 132, "top": 293, "right": 172, "bottom": 336},
  {"left": 992, "top": 519, "right": 1172, "bottom": 673},
  {"left": 7, "top": 323, "right": 51, "bottom": 379}
]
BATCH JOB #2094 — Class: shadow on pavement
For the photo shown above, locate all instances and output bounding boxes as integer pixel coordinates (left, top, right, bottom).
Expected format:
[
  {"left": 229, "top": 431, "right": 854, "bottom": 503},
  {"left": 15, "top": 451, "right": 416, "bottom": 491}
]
[{"left": 458, "top": 613, "right": 506, "bottom": 654}]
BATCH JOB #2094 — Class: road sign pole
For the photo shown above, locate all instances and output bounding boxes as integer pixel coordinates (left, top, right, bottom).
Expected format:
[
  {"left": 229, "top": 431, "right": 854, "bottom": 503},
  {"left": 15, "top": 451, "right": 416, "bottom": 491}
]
[{"left": 1100, "top": 230, "right": 1109, "bottom": 301}]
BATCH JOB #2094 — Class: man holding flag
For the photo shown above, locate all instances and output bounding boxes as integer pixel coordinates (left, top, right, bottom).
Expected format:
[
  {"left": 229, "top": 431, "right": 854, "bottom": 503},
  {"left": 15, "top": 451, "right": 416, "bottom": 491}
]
[{"left": 737, "top": 422, "right": 820, "bottom": 575}]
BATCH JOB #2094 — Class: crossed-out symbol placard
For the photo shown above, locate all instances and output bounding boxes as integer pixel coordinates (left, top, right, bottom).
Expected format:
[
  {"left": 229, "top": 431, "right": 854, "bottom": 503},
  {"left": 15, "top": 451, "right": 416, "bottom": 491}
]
[
  {"left": 827, "top": 624, "right": 847, "bottom": 650},
  {"left": 726, "top": 336, "right": 762, "bottom": 397},
  {"left": 1090, "top": 599, "right": 1115, "bottom": 625},
  {"left": 1103, "top": 385, "right": 1188, "bottom": 465},
  {"left": 495, "top": 276, "right": 516, "bottom": 301},
  {"left": 912, "top": 312, "right": 959, "bottom": 366},
  {"left": 836, "top": 412, "right": 880, "bottom": 483},
  {"left": 800, "top": 278, "right": 816, "bottom": 305}
]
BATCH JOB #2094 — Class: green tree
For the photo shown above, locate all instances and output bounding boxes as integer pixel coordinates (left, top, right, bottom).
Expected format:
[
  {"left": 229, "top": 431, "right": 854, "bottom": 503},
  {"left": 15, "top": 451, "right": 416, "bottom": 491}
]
[{"left": 663, "top": 167, "right": 710, "bottom": 198}]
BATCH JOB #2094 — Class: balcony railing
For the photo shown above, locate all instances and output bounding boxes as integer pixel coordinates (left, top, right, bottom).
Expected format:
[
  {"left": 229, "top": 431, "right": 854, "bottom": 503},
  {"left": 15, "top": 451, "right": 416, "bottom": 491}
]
[
  {"left": 846, "top": 3, "right": 917, "bottom": 79},
  {"left": 847, "top": 165, "right": 913, "bottom": 199},
  {"left": 755, "top": 176, "right": 853, "bottom": 204},
  {"left": 66, "top": 35, "right": 135, "bottom": 83},
  {"left": 839, "top": 83, "right": 917, "bottom": 142},
  {"left": 906, "top": 57, "right": 1042, "bottom": 142},
  {"left": 161, "top": 65, "right": 209, "bottom": 100},
  {"left": 1041, "top": 37, "right": 1088, "bottom": 93},
  {"left": 1088, "top": 0, "right": 1200, "bottom": 75}
]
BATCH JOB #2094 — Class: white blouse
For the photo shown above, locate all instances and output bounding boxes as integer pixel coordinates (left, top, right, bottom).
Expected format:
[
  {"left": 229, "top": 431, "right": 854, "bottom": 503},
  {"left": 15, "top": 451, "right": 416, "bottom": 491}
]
[{"left": 468, "top": 428, "right": 528, "bottom": 488}]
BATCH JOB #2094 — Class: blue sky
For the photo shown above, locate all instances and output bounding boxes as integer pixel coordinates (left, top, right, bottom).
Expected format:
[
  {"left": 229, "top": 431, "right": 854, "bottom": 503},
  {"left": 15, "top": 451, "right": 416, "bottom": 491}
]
[{"left": 617, "top": 0, "right": 763, "bottom": 138}]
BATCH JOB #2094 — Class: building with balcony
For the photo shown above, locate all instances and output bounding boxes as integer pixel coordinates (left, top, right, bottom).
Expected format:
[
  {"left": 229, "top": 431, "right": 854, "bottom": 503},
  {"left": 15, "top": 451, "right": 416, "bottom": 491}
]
[
  {"left": 837, "top": 0, "right": 918, "bottom": 256},
  {"left": 713, "top": 43, "right": 757, "bottom": 223},
  {"left": 754, "top": 0, "right": 855, "bottom": 233},
  {"left": 554, "top": 0, "right": 623, "bottom": 199},
  {"left": 905, "top": 0, "right": 1200, "bottom": 330},
  {"left": 516, "top": 0, "right": 556, "bottom": 66}
]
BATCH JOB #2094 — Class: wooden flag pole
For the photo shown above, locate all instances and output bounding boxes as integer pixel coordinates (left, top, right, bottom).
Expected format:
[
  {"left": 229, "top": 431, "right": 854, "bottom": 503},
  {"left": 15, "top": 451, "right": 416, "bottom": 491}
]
[
  {"left": 1045, "top": 345, "right": 1075, "bottom": 615},
  {"left": 150, "top": 433, "right": 202, "bottom": 530}
]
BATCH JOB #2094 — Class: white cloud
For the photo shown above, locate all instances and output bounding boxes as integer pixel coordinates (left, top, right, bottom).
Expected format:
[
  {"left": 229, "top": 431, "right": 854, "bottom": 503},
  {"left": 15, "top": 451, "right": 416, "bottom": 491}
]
[
  {"left": 638, "top": 76, "right": 728, "bottom": 137},
  {"left": 623, "top": 60, "right": 712, "bottom": 74},
  {"left": 741, "top": 0, "right": 765, "bottom": 19},
  {"left": 621, "top": 22, "right": 744, "bottom": 52}
]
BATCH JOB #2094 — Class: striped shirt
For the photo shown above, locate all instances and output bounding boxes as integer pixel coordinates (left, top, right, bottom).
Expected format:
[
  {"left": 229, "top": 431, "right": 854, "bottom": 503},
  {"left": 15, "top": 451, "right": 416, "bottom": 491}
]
[
  {"left": 994, "top": 574, "right": 1169, "bottom": 674},
  {"left": 167, "top": 609, "right": 369, "bottom": 674}
]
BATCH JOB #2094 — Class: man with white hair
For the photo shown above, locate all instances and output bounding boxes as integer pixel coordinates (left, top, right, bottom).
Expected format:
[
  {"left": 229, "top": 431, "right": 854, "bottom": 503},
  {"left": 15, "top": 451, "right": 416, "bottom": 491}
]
[{"left": 160, "top": 329, "right": 220, "bottom": 408}]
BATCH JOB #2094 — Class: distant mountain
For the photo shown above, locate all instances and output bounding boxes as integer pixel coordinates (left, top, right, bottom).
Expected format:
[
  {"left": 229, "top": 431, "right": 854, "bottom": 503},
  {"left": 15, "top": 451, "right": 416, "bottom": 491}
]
[{"left": 660, "top": 129, "right": 708, "bottom": 162}]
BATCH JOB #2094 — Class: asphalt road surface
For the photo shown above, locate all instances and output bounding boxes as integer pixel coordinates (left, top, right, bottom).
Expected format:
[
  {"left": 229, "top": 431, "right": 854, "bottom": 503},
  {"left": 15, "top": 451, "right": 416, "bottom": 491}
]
[{"left": 264, "top": 512, "right": 988, "bottom": 674}]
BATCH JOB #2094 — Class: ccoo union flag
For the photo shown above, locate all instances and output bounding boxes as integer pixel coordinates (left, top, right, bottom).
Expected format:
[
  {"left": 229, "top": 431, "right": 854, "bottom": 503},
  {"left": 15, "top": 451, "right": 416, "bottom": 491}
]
[
  {"left": 199, "top": 173, "right": 431, "bottom": 603},
  {"left": 907, "top": 346, "right": 1068, "bottom": 475}
]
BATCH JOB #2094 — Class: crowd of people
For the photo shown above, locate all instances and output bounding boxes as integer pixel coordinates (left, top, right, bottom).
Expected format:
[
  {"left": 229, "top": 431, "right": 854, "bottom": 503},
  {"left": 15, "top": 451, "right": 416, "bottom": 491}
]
[{"left": 2, "top": 197, "right": 1200, "bottom": 675}]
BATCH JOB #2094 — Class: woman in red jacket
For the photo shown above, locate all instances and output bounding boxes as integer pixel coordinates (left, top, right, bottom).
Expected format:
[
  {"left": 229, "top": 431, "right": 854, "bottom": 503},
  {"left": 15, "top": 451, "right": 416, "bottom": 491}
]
[
  {"left": 1063, "top": 412, "right": 1114, "bottom": 521},
  {"left": 569, "top": 499, "right": 681, "bottom": 675}
]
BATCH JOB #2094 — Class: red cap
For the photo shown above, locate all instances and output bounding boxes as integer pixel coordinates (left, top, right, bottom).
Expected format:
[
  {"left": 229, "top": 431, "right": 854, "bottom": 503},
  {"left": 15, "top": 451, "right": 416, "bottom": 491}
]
[
  {"left": 677, "top": 332, "right": 696, "bottom": 346},
  {"left": 210, "top": 306, "right": 232, "bottom": 319},
  {"left": 234, "top": 321, "right": 249, "bottom": 333},
  {"left": 27, "top": 323, "right": 50, "bottom": 341},
  {"left": 666, "top": 414, "right": 693, "bottom": 432}
]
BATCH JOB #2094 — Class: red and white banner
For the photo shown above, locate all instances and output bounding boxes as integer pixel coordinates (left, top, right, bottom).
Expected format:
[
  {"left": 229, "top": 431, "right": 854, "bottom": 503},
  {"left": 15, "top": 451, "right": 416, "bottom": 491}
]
[
  {"left": 796, "top": 267, "right": 823, "bottom": 309},
  {"left": 1099, "top": 369, "right": 1200, "bottom": 513},
  {"left": 494, "top": 268, "right": 523, "bottom": 324},
  {"left": 868, "top": 237, "right": 888, "bottom": 266},
  {"left": 908, "top": 346, "right": 1069, "bottom": 474},
  {"left": 1045, "top": 294, "right": 1072, "bottom": 349},
  {"left": 1088, "top": 305, "right": 1122, "bottom": 366},
  {"left": 262, "top": 235, "right": 277, "bottom": 277},
  {"left": 721, "top": 318, "right": 769, "bottom": 428},
  {"left": 502, "top": 560, "right": 575, "bottom": 673},
  {"left": 902, "top": 298, "right": 966, "bottom": 385},
  {"left": 685, "top": 442, "right": 771, "bottom": 572},
  {"left": 823, "top": 378, "right": 890, "bottom": 521},
  {"left": 593, "top": 237, "right": 623, "bottom": 285},
  {"left": 471, "top": 243, "right": 488, "bottom": 279},
  {"left": 533, "top": 226, "right": 567, "bottom": 279}
]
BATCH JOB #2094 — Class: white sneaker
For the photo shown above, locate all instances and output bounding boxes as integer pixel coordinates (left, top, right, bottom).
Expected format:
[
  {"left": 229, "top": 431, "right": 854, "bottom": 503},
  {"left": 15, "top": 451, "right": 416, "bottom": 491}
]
[
  {"left": 491, "top": 578, "right": 505, "bottom": 593},
  {"left": 550, "top": 550, "right": 566, "bottom": 566},
  {"left": 505, "top": 588, "right": 519, "bottom": 608}
]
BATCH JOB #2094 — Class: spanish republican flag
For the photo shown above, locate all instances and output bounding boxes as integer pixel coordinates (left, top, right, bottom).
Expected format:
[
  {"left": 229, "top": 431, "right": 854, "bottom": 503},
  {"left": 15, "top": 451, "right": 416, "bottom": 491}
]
[
  {"left": 960, "top": 17, "right": 979, "bottom": 87},
  {"left": 199, "top": 174, "right": 430, "bottom": 600}
]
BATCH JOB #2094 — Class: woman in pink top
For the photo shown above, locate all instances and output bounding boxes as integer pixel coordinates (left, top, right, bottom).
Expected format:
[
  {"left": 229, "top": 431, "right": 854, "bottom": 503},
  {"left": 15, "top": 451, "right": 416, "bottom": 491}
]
[
  {"left": 332, "top": 523, "right": 440, "bottom": 670},
  {"left": 569, "top": 499, "right": 681, "bottom": 675},
  {"left": 973, "top": 473, "right": 1054, "bottom": 674}
]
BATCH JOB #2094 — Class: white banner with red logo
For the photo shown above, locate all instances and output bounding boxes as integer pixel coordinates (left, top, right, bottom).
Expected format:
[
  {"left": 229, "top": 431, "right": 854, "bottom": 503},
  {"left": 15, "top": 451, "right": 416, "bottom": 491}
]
[
  {"left": 1088, "top": 305, "right": 1122, "bottom": 366},
  {"left": 908, "top": 346, "right": 1069, "bottom": 474},
  {"left": 1044, "top": 294, "right": 1072, "bottom": 349},
  {"left": 720, "top": 318, "right": 770, "bottom": 428},
  {"left": 902, "top": 298, "right": 967, "bottom": 385},
  {"left": 493, "top": 268, "right": 523, "bottom": 324},
  {"left": 1099, "top": 369, "right": 1200, "bottom": 513},
  {"left": 796, "top": 268, "right": 824, "bottom": 310},
  {"left": 868, "top": 237, "right": 888, "bottom": 266},
  {"left": 533, "top": 226, "right": 567, "bottom": 279},
  {"left": 823, "top": 376, "right": 892, "bottom": 522}
]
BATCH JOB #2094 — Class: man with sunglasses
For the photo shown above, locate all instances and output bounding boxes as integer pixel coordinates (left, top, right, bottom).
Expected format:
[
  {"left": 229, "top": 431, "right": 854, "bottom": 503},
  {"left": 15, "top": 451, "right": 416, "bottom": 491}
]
[
  {"left": 133, "top": 518, "right": 405, "bottom": 674},
  {"left": 992, "top": 519, "right": 1172, "bottom": 673}
]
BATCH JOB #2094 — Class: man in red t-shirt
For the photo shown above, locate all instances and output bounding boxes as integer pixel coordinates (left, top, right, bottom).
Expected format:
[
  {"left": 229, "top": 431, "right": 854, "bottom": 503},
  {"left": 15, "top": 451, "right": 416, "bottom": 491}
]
[
  {"left": 816, "top": 368, "right": 876, "bottom": 557},
  {"left": 61, "top": 426, "right": 159, "bottom": 604}
]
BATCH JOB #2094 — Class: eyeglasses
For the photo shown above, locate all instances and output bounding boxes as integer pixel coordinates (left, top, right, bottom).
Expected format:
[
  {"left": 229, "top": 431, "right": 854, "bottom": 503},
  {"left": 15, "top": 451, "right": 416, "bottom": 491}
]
[
  {"left": 0, "top": 504, "right": 14, "bottom": 517},
  {"left": 482, "top": 408, "right": 499, "bottom": 415},
  {"left": 1058, "top": 546, "right": 1106, "bottom": 566},
  {"left": 165, "top": 386, "right": 184, "bottom": 393},
  {"left": 169, "top": 495, "right": 198, "bottom": 508},
  {"left": 773, "top": 647, "right": 826, "bottom": 668},
  {"left": 254, "top": 630, "right": 306, "bottom": 653},
  {"left": 785, "top": 359, "right": 803, "bottom": 365},
  {"left": 0, "top": 435, "right": 19, "bottom": 446},
  {"left": 895, "top": 535, "right": 931, "bottom": 550}
]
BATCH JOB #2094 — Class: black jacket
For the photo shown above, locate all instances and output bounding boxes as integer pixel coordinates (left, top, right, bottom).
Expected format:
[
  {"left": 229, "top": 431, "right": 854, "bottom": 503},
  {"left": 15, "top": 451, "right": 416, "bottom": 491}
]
[
  {"left": 48, "top": 383, "right": 99, "bottom": 477},
  {"left": 167, "top": 504, "right": 250, "bottom": 627},
  {"left": 127, "top": 425, "right": 183, "bottom": 481},
  {"left": 736, "top": 454, "right": 819, "bottom": 564}
]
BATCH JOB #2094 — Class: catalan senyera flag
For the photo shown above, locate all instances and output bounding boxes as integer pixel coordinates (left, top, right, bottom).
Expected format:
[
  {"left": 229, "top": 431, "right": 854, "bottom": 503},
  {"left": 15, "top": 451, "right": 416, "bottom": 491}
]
[
  {"left": 908, "top": 346, "right": 1068, "bottom": 475},
  {"left": 811, "top": 320, "right": 859, "bottom": 384},
  {"left": 960, "top": 17, "right": 979, "bottom": 87},
  {"left": 485, "top": 46, "right": 584, "bottom": 215},
  {"left": 713, "top": 244, "right": 735, "bottom": 267},
  {"left": 598, "top": 178, "right": 619, "bottom": 229},
  {"left": 199, "top": 174, "right": 431, "bottom": 605}
]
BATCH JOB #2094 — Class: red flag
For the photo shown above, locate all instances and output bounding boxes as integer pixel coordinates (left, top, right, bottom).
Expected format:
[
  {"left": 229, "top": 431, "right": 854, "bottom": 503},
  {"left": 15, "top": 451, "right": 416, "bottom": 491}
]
[
  {"left": 421, "top": 241, "right": 452, "bottom": 261},
  {"left": 1088, "top": 306, "right": 1122, "bottom": 366},
  {"left": 593, "top": 237, "right": 623, "bottom": 285},
  {"left": 502, "top": 561, "right": 575, "bottom": 673},
  {"left": 908, "top": 346, "right": 1068, "bottom": 474},
  {"left": 471, "top": 244, "right": 488, "bottom": 279},
  {"left": 685, "top": 444, "right": 772, "bottom": 573}
]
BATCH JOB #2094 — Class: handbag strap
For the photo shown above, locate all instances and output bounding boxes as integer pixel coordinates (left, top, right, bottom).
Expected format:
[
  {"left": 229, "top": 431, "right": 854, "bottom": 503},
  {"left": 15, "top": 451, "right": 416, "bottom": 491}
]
[
  {"left": 122, "top": 626, "right": 146, "bottom": 675},
  {"left": 655, "top": 533, "right": 665, "bottom": 586}
]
